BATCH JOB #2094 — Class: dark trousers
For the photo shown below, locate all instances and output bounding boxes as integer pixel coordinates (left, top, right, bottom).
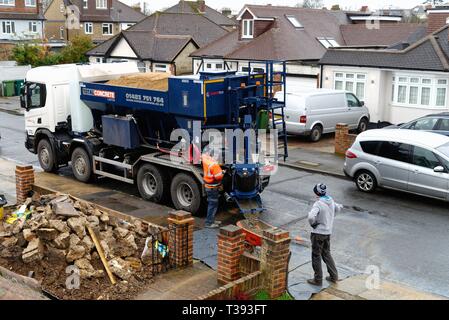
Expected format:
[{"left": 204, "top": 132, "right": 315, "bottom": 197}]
[
  {"left": 205, "top": 188, "right": 219, "bottom": 225},
  {"left": 311, "top": 233, "right": 338, "bottom": 281}
]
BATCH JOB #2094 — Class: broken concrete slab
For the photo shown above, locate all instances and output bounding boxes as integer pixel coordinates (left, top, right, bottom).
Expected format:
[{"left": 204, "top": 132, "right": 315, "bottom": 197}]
[
  {"left": 22, "top": 238, "right": 44, "bottom": 263},
  {"left": 52, "top": 202, "right": 79, "bottom": 218},
  {"left": 36, "top": 228, "right": 59, "bottom": 241},
  {"left": 66, "top": 245, "right": 86, "bottom": 263},
  {"left": 67, "top": 217, "right": 87, "bottom": 238}
]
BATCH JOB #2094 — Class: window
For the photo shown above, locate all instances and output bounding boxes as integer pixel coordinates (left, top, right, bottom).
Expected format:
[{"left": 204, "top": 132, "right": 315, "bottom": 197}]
[
  {"left": 26, "top": 83, "right": 46, "bottom": 109},
  {"left": 59, "top": 26, "right": 64, "bottom": 39},
  {"left": 102, "top": 23, "right": 113, "bottom": 35},
  {"left": 0, "top": 0, "right": 15, "bottom": 6},
  {"left": 206, "top": 63, "right": 212, "bottom": 69},
  {"left": 84, "top": 22, "right": 93, "bottom": 34},
  {"left": 28, "top": 21, "right": 37, "bottom": 33},
  {"left": 83, "top": 0, "right": 88, "bottom": 8},
  {"left": 334, "top": 72, "right": 365, "bottom": 100},
  {"left": 96, "top": 0, "right": 107, "bottom": 9},
  {"left": 2, "top": 21, "right": 15, "bottom": 34},
  {"left": 438, "top": 119, "right": 449, "bottom": 131},
  {"left": 346, "top": 93, "right": 361, "bottom": 107},
  {"left": 437, "top": 142, "right": 449, "bottom": 158},
  {"left": 242, "top": 19, "right": 254, "bottom": 38},
  {"left": 412, "top": 118, "right": 439, "bottom": 130},
  {"left": 137, "top": 61, "right": 146, "bottom": 73},
  {"left": 215, "top": 63, "right": 223, "bottom": 70},
  {"left": 286, "top": 15, "right": 302, "bottom": 28},
  {"left": 154, "top": 64, "right": 167, "bottom": 73},
  {"left": 392, "top": 74, "right": 448, "bottom": 108},
  {"left": 412, "top": 146, "right": 441, "bottom": 170},
  {"left": 378, "top": 141, "right": 411, "bottom": 163},
  {"left": 360, "top": 141, "right": 380, "bottom": 155},
  {"left": 317, "top": 37, "right": 339, "bottom": 48},
  {"left": 95, "top": 57, "right": 105, "bottom": 63},
  {"left": 25, "top": 0, "right": 36, "bottom": 6}
]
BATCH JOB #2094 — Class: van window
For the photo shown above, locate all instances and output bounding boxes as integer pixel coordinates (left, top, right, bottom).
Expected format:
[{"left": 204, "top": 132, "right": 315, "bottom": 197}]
[
  {"left": 378, "top": 141, "right": 411, "bottom": 163},
  {"left": 307, "top": 94, "right": 345, "bottom": 110},
  {"left": 412, "top": 146, "right": 442, "bottom": 169},
  {"left": 346, "top": 93, "right": 361, "bottom": 107},
  {"left": 360, "top": 141, "right": 380, "bottom": 155}
]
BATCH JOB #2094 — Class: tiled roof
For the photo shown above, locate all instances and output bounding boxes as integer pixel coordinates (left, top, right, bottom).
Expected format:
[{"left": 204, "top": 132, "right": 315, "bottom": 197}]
[
  {"left": 164, "top": 0, "right": 237, "bottom": 27},
  {"left": 128, "top": 12, "right": 228, "bottom": 47},
  {"left": 319, "top": 26, "right": 449, "bottom": 72},
  {"left": 340, "top": 23, "right": 427, "bottom": 47},
  {"left": 0, "top": 13, "right": 45, "bottom": 20},
  {"left": 192, "top": 5, "right": 348, "bottom": 61}
]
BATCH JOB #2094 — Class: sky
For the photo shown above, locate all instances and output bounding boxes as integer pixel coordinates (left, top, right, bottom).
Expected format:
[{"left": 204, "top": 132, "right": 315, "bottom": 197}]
[{"left": 124, "top": 0, "right": 426, "bottom": 13}]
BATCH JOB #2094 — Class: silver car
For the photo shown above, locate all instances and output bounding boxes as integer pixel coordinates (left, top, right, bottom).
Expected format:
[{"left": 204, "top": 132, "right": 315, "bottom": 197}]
[
  {"left": 274, "top": 90, "right": 370, "bottom": 142},
  {"left": 344, "top": 129, "right": 449, "bottom": 201}
]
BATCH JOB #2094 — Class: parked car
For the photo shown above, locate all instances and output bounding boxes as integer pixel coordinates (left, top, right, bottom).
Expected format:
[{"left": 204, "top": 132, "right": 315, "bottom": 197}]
[
  {"left": 344, "top": 129, "right": 449, "bottom": 201},
  {"left": 274, "top": 90, "right": 370, "bottom": 142},
  {"left": 392, "top": 113, "right": 449, "bottom": 137}
]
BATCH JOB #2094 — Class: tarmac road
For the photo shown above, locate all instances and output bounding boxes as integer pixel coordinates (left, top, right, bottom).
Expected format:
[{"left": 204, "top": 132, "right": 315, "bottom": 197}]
[{"left": 1, "top": 109, "right": 449, "bottom": 298}]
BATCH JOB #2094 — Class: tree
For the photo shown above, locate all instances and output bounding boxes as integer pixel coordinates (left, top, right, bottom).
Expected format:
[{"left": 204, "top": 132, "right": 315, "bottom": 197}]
[
  {"left": 299, "top": 0, "right": 324, "bottom": 9},
  {"left": 11, "top": 36, "right": 93, "bottom": 67},
  {"left": 331, "top": 4, "right": 341, "bottom": 10}
]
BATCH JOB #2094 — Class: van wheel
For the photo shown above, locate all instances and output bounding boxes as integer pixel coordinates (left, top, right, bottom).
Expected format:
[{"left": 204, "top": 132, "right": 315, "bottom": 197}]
[
  {"left": 355, "top": 170, "right": 377, "bottom": 193},
  {"left": 37, "top": 139, "right": 57, "bottom": 172},
  {"left": 170, "top": 173, "right": 202, "bottom": 215},
  {"left": 309, "top": 125, "right": 322, "bottom": 142},
  {"left": 71, "top": 147, "right": 92, "bottom": 183},
  {"left": 358, "top": 118, "right": 369, "bottom": 133},
  {"left": 137, "top": 164, "right": 168, "bottom": 203}
]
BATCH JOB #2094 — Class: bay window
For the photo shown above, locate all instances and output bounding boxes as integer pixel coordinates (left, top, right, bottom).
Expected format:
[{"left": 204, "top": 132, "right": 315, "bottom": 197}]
[{"left": 392, "top": 74, "right": 448, "bottom": 108}]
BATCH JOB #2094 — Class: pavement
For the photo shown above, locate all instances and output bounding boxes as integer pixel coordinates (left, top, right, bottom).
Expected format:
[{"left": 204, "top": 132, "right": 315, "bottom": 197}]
[{"left": 0, "top": 96, "right": 23, "bottom": 116}]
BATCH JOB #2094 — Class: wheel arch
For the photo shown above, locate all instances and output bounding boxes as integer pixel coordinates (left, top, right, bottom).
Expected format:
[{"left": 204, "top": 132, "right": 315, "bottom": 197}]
[{"left": 353, "top": 164, "right": 381, "bottom": 185}]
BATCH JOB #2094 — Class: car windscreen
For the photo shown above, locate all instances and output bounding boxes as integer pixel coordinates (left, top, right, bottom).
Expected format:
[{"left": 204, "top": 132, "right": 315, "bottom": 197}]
[{"left": 437, "top": 142, "right": 449, "bottom": 158}]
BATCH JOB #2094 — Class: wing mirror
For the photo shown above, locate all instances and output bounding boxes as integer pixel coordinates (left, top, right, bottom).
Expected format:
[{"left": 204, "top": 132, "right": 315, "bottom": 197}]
[
  {"left": 434, "top": 166, "right": 445, "bottom": 173},
  {"left": 360, "top": 101, "right": 365, "bottom": 107}
]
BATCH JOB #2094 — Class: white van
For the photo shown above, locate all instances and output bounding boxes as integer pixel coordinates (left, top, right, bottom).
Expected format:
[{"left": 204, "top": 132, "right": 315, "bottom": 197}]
[{"left": 274, "top": 90, "right": 370, "bottom": 142}]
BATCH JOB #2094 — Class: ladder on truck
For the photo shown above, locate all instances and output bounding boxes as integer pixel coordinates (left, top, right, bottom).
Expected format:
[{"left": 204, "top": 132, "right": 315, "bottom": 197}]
[{"left": 248, "top": 60, "right": 288, "bottom": 161}]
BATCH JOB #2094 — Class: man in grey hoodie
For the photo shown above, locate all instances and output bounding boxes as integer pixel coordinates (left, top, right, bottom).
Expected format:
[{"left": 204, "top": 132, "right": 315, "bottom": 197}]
[{"left": 307, "top": 183, "right": 343, "bottom": 286}]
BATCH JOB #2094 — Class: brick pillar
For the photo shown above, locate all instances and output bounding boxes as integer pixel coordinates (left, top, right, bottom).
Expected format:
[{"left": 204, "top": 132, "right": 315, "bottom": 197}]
[
  {"left": 167, "top": 210, "right": 194, "bottom": 267},
  {"left": 217, "top": 225, "right": 245, "bottom": 285},
  {"left": 335, "top": 123, "right": 349, "bottom": 155},
  {"left": 15, "top": 165, "right": 35, "bottom": 204},
  {"left": 260, "top": 228, "right": 291, "bottom": 299}
]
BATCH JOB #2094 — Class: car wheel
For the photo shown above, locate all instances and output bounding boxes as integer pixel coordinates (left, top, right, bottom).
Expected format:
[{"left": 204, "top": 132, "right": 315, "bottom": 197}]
[
  {"left": 170, "top": 173, "right": 202, "bottom": 215},
  {"left": 137, "top": 164, "right": 168, "bottom": 203},
  {"left": 37, "top": 139, "right": 57, "bottom": 172},
  {"left": 358, "top": 118, "right": 369, "bottom": 133},
  {"left": 71, "top": 147, "right": 92, "bottom": 183},
  {"left": 355, "top": 170, "right": 377, "bottom": 193},
  {"left": 309, "top": 125, "right": 322, "bottom": 142}
]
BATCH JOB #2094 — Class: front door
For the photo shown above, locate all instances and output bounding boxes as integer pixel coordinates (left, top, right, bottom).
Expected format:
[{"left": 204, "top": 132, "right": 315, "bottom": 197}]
[{"left": 408, "top": 146, "right": 449, "bottom": 199}]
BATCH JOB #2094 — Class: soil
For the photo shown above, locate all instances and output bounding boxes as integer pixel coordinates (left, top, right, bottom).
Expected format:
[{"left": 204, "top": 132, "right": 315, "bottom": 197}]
[{"left": 106, "top": 73, "right": 170, "bottom": 91}]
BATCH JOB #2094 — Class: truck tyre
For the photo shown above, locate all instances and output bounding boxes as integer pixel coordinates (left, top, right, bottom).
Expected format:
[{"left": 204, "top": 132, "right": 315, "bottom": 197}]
[
  {"left": 137, "top": 164, "right": 168, "bottom": 203},
  {"left": 71, "top": 147, "right": 92, "bottom": 183},
  {"left": 358, "top": 118, "right": 369, "bottom": 133},
  {"left": 170, "top": 173, "right": 202, "bottom": 215},
  {"left": 309, "top": 125, "right": 322, "bottom": 142},
  {"left": 37, "top": 139, "right": 57, "bottom": 172}
]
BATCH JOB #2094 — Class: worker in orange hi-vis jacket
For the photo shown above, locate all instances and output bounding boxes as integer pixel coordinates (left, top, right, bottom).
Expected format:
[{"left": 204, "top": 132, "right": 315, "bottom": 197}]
[{"left": 202, "top": 148, "right": 225, "bottom": 228}]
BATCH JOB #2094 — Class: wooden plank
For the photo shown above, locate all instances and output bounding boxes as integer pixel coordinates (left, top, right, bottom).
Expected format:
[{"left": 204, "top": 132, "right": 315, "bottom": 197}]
[{"left": 87, "top": 226, "right": 116, "bottom": 285}]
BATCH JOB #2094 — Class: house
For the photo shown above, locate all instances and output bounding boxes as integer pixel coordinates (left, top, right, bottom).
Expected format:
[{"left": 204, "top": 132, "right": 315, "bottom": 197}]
[
  {"left": 164, "top": 0, "right": 237, "bottom": 31},
  {"left": 191, "top": 5, "right": 426, "bottom": 94},
  {"left": 0, "top": 0, "right": 45, "bottom": 41},
  {"left": 319, "top": 25, "right": 449, "bottom": 124},
  {"left": 85, "top": 12, "right": 228, "bottom": 75},
  {"left": 44, "top": 0, "right": 145, "bottom": 44}
]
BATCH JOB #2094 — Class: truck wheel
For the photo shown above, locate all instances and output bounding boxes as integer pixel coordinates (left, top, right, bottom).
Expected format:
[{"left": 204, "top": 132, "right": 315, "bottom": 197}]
[
  {"left": 71, "top": 147, "right": 92, "bottom": 183},
  {"left": 309, "top": 125, "right": 322, "bottom": 142},
  {"left": 358, "top": 118, "right": 369, "bottom": 133},
  {"left": 137, "top": 164, "right": 167, "bottom": 203},
  {"left": 37, "top": 139, "right": 56, "bottom": 172},
  {"left": 170, "top": 173, "right": 202, "bottom": 214}
]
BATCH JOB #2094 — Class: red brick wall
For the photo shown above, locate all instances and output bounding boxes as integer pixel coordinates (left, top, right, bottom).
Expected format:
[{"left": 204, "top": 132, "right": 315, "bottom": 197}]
[
  {"left": 217, "top": 225, "right": 245, "bottom": 284},
  {"left": 167, "top": 211, "right": 194, "bottom": 267},
  {"left": 0, "top": 0, "right": 41, "bottom": 13},
  {"left": 427, "top": 12, "right": 449, "bottom": 34},
  {"left": 335, "top": 123, "right": 357, "bottom": 155},
  {"left": 15, "top": 165, "right": 35, "bottom": 204}
]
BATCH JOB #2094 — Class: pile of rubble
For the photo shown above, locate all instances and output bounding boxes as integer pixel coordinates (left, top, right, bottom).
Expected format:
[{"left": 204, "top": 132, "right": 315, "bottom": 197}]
[{"left": 0, "top": 193, "right": 163, "bottom": 298}]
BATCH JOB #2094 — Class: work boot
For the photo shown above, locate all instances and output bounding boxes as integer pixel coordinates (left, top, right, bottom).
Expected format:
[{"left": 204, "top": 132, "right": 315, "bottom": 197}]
[
  {"left": 326, "top": 276, "right": 338, "bottom": 283},
  {"left": 307, "top": 278, "right": 322, "bottom": 286}
]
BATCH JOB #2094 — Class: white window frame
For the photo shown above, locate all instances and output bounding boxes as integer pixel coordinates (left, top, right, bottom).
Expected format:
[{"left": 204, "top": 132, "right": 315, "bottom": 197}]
[
  {"left": 242, "top": 19, "right": 254, "bottom": 39},
  {"left": 286, "top": 15, "right": 303, "bottom": 28},
  {"left": 154, "top": 64, "right": 168, "bottom": 73},
  {"left": 84, "top": 22, "right": 93, "bottom": 34},
  {"left": 83, "top": 0, "right": 88, "bottom": 9},
  {"left": 102, "top": 23, "right": 113, "bottom": 35},
  {"left": 391, "top": 73, "right": 449, "bottom": 109},
  {"left": 59, "top": 26, "right": 64, "bottom": 39},
  {"left": 28, "top": 21, "right": 37, "bottom": 33},
  {"left": 0, "top": 0, "right": 15, "bottom": 6},
  {"left": 96, "top": 0, "right": 107, "bottom": 9},
  {"left": 2, "top": 21, "right": 15, "bottom": 34},
  {"left": 25, "top": 0, "right": 36, "bottom": 7},
  {"left": 318, "top": 37, "right": 340, "bottom": 48},
  {"left": 334, "top": 72, "right": 366, "bottom": 100}
]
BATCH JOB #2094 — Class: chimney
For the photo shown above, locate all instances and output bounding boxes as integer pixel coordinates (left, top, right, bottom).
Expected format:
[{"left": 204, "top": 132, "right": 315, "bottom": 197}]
[
  {"left": 360, "top": 6, "right": 369, "bottom": 13},
  {"left": 197, "top": 0, "right": 206, "bottom": 13},
  {"left": 221, "top": 8, "right": 231, "bottom": 17},
  {"left": 427, "top": 7, "right": 449, "bottom": 34}
]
